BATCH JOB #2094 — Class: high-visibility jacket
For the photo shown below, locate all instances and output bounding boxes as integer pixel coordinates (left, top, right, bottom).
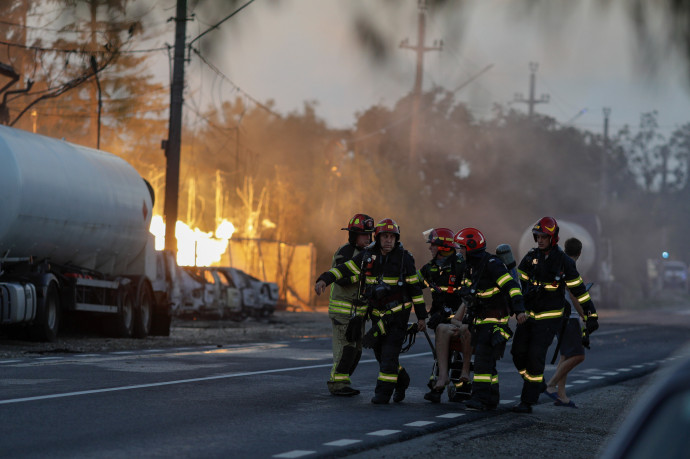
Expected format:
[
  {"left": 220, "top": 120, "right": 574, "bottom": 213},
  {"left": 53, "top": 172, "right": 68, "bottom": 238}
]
[
  {"left": 327, "top": 243, "right": 367, "bottom": 317},
  {"left": 517, "top": 245, "right": 596, "bottom": 320},
  {"left": 317, "top": 242, "right": 427, "bottom": 321}
]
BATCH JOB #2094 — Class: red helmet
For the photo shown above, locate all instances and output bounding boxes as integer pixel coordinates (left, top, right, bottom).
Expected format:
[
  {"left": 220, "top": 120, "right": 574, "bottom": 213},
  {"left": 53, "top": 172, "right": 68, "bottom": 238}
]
[
  {"left": 454, "top": 227, "right": 486, "bottom": 252},
  {"left": 532, "top": 216, "right": 559, "bottom": 246},
  {"left": 341, "top": 213, "right": 375, "bottom": 233},
  {"left": 375, "top": 218, "right": 400, "bottom": 240},
  {"left": 425, "top": 228, "right": 456, "bottom": 250}
]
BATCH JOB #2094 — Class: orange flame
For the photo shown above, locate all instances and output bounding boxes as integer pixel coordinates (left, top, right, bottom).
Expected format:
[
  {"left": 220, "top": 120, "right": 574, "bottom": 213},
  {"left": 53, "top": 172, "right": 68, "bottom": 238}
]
[{"left": 149, "top": 215, "right": 235, "bottom": 266}]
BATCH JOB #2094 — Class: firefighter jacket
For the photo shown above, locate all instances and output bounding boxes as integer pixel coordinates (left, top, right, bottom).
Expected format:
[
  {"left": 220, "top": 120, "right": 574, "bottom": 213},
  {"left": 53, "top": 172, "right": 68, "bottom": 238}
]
[
  {"left": 463, "top": 251, "right": 525, "bottom": 323},
  {"left": 327, "top": 243, "right": 367, "bottom": 317},
  {"left": 317, "top": 242, "right": 427, "bottom": 321},
  {"left": 417, "top": 253, "right": 466, "bottom": 316},
  {"left": 517, "top": 245, "right": 596, "bottom": 320}
]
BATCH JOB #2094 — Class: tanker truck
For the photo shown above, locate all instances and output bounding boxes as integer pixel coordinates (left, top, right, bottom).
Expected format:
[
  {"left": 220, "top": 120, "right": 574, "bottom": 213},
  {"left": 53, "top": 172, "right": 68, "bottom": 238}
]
[
  {"left": 0, "top": 125, "right": 172, "bottom": 341},
  {"left": 518, "top": 214, "right": 618, "bottom": 308}
]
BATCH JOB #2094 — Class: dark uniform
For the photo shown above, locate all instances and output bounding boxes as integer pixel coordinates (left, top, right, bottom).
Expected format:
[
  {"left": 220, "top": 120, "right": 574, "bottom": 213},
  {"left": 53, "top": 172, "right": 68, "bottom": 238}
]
[
  {"left": 512, "top": 221, "right": 597, "bottom": 411},
  {"left": 316, "top": 224, "right": 427, "bottom": 404},
  {"left": 461, "top": 245, "right": 524, "bottom": 410},
  {"left": 418, "top": 253, "right": 466, "bottom": 324}
]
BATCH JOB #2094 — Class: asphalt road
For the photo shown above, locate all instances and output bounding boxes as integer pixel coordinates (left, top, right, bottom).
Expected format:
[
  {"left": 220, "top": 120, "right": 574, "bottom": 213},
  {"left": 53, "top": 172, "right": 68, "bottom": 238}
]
[{"left": 1, "top": 306, "right": 689, "bottom": 458}]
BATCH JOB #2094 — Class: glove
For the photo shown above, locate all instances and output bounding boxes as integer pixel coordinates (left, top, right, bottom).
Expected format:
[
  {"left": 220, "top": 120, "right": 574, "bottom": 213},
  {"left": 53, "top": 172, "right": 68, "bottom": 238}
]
[
  {"left": 585, "top": 316, "right": 599, "bottom": 335},
  {"left": 581, "top": 326, "right": 591, "bottom": 349},
  {"left": 362, "top": 327, "right": 378, "bottom": 349},
  {"left": 427, "top": 312, "right": 443, "bottom": 330}
]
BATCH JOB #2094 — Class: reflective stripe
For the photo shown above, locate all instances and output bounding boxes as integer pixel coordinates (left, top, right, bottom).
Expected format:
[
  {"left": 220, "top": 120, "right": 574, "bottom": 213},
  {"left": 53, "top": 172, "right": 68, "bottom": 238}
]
[
  {"left": 474, "top": 374, "right": 492, "bottom": 383},
  {"left": 412, "top": 295, "right": 424, "bottom": 304},
  {"left": 474, "top": 316, "right": 509, "bottom": 325},
  {"left": 330, "top": 372, "right": 351, "bottom": 383},
  {"left": 523, "top": 371, "right": 543, "bottom": 383},
  {"left": 491, "top": 374, "right": 499, "bottom": 384},
  {"left": 328, "top": 267, "right": 343, "bottom": 280},
  {"left": 518, "top": 270, "right": 530, "bottom": 281},
  {"left": 509, "top": 288, "right": 522, "bottom": 298},
  {"left": 577, "top": 292, "right": 592, "bottom": 303},
  {"left": 566, "top": 276, "right": 583, "bottom": 288},
  {"left": 527, "top": 309, "right": 563, "bottom": 320},
  {"left": 406, "top": 275, "right": 419, "bottom": 284},
  {"left": 496, "top": 273, "right": 512, "bottom": 287},
  {"left": 476, "top": 286, "right": 500, "bottom": 298},
  {"left": 345, "top": 259, "right": 360, "bottom": 275},
  {"left": 496, "top": 327, "right": 511, "bottom": 340},
  {"left": 378, "top": 372, "right": 398, "bottom": 383}
]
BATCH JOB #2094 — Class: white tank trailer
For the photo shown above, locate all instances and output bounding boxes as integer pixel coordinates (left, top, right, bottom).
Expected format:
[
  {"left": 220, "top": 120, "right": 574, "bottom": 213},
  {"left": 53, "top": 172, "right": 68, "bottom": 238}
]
[
  {"left": 0, "top": 125, "right": 171, "bottom": 341},
  {"left": 518, "top": 215, "right": 617, "bottom": 308}
]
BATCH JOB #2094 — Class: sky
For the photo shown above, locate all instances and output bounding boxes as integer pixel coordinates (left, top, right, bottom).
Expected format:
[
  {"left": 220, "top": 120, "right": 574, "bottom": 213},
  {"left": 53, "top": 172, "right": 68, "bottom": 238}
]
[{"left": 141, "top": 0, "right": 690, "bottom": 137}]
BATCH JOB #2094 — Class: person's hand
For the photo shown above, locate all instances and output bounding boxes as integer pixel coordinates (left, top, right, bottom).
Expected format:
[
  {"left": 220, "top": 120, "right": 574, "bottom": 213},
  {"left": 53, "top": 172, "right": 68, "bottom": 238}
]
[
  {"left": 417, "top": 318, "right": 426, "bottom": 333},
  {"left": 516, "top": 312, "right": 527, "bottom": 325},
  {"left": 585, "top": 315, "right": 599, "bottom": 334},
  {"left": 314, "top": 280, "right": 327, "bottom": 295}
]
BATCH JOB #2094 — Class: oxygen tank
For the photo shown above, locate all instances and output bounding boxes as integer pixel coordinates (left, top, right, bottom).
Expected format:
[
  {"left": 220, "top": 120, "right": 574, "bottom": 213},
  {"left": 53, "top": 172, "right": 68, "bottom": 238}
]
[{"left": 0, "top": 125, "right": 154, "bottom": 276}]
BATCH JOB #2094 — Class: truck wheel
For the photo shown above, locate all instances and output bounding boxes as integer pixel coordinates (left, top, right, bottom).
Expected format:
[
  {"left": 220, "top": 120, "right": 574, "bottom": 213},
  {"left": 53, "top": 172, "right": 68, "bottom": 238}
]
[
  {"left": 111, "top": 288, "right": 134, "bottom": 337},
  {"left": 30, "top": 283, "right": 60, "bottom": 342},
  {"left": 133, "top": 279, "right": 153, "bottom": 338}
]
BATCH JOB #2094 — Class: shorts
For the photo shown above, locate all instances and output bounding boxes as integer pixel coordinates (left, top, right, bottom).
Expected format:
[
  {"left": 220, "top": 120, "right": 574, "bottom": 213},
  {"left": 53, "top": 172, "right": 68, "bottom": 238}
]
[{"left": 559, "top": 318, "right": 585, "bottom": 358}]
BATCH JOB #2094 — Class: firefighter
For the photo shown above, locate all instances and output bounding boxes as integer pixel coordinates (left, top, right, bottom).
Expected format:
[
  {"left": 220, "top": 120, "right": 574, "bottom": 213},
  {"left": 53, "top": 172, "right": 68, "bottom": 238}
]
[
  {"left": 315, "top": 218, "right": 427, "bottom": 404},
  {"left": 450, "top": 228, "right": 526, "bottom": 411},
  {"left": 511, "top": 216, "right": 599, "bottom": 413},
  {"left": 416, "top": 228, "right": 471, "bottom": 403},
  {"left": 325, "top": 213, "right": 375, "bottom": 396}
]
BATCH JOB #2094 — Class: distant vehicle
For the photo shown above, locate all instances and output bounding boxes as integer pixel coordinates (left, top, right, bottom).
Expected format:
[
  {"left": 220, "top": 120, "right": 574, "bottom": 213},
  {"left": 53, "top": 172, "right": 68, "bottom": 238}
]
[
  {"left": 215, "top": 267, "right": 270, "bottom": 318},
  {"left": 180, "top": 267, "right": 242, "bottom": 320},
  {"left": 0, "top": 125, "right": 171, "bottom": 341},
  {"left": 600, "top": 350, "right": 690, "bottom": 459},
  {"left": 245, "top": 273, "right": 279, "bottom": 317},
  {"left": 175, "top": 268, "right": 206, "bottom": 317},
  {"left": 660, "top": 261, "right": 688, "bottom": 291}
]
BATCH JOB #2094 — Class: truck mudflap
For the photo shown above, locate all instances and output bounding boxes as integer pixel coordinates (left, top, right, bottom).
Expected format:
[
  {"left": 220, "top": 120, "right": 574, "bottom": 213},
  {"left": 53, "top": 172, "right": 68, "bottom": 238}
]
[{"left": 0, "top": 282, "right": 37, "bottom": 324}]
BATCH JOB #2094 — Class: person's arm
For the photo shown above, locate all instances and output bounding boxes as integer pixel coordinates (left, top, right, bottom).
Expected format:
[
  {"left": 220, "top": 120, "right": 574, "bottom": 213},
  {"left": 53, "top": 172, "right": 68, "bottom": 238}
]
[
  {"left": 404, "top": 252, "right": 427, "bottom": 331},
  {"left": 315, "top": 251, "right": 363, "bottom": 295}
]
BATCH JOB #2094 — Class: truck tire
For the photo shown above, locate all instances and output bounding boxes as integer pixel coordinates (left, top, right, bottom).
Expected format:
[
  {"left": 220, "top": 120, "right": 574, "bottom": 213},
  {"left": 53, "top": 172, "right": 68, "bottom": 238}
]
[
  {"left": 133, "top": 279, "right": 153, "bottom": 339},
  {"left": 110, "top": 288, "right": 134, "bottom": 338},
  {"left": 30, "top": 282, "right": 60, "bottom": 342}
]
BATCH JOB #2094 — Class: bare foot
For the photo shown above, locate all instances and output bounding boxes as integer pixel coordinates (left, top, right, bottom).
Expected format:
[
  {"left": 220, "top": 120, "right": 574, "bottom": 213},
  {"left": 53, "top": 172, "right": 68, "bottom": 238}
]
[
  {"left": 433, "top": 378, "right": 449, "bottom": 390},
  {"left": 460, "top": 373, "right": 471, "bottom": 383}
]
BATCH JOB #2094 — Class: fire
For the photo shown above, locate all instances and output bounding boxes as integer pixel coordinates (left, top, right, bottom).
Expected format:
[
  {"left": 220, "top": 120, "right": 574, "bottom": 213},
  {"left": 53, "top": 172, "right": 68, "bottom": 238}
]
[{"left": 149, "top": 215, "right": 235, "bottom": 266}]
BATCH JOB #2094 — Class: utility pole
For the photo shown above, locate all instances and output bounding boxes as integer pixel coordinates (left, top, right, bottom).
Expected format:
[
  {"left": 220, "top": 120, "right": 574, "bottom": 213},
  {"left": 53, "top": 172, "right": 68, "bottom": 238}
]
[
  {"left": 163, "top": 0, "right": 188, "bottom": 253},
  {"left": 400, "top": 0, "right": 442, "bottom": 166},
  {"left": 600, "top": 107, "right": 611, "bottom": 209},
  {"left": 514, "top": 62, "right": 549, "bottom": 118}
]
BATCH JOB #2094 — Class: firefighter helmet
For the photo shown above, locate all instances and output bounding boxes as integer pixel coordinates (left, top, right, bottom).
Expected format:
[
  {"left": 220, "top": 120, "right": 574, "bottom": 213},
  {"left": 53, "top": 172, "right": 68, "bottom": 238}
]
[
  {"left": 341, "top": 213, "right": 375, "bottom": 233},
  {"left": 375, "top": 218, "right": 400, "bottom": 240},
  {"left": 454, "top": 227, "right": 486, "bottom": 252},
  {"left": 424, "top": 228, "right": 456, "bottom": 250},
  {"left": 532, "top": 216, "right": 559, "bottom": 246}
]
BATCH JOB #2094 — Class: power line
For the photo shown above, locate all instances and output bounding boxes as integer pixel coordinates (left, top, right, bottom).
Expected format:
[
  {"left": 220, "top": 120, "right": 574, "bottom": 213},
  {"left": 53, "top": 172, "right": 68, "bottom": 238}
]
[
  {"left": 0, "top": 39, "right": 167, "bottom": 55},
  {"left": 188, "top": 0, "right": 257, "bottom": 47}
]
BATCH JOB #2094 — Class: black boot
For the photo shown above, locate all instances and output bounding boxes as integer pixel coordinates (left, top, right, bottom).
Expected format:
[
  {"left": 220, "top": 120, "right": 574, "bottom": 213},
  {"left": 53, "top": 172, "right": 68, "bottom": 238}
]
[
  {"left": 511, "top": 401, "right": 533, "bottom": 413},
  {"left": 393, "top": 368, "right": 410, "bottom": 403},
  {"left": 424, "top": 387, "right": 443, "bottom": 403}
]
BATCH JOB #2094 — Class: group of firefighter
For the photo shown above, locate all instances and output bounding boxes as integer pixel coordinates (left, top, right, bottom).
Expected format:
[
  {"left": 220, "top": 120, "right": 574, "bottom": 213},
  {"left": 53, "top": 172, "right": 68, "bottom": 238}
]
[{"left": 314, "top": 214, "right": 599, "bottom": 413}]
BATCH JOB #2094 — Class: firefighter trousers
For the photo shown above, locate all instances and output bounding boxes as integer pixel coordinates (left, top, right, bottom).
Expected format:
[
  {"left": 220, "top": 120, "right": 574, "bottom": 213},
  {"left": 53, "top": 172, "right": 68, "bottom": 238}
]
[
  {"left": 469, "top": 324, "right": 500, "bottom": 407},
  {"left": 511, "top": 316, "right": 561, "bottom": 405},
  {"left": 371, "top": 311, "right": 409, "bottom": 399},
  {"left": 327, "top": 312, "right": 364, "bottom": 393}
]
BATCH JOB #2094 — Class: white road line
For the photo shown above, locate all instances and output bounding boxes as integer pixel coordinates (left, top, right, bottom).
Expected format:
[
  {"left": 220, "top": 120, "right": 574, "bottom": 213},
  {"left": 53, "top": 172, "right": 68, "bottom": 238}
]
[
  {"left": 273, "top": 450, "right": 315, "bottom": 458},
  {"left": 367, "top": 430, "right": 400, "bottom": 436},
  {"left": 436, "top": 413, "right": 465, "bottom": 419},
  {"left": 323, "top": 439, "right": 361, "bottom": 446},
  {"left": 616, "top": 368, "right": 632, "bottom": 372},
  {"left": 588, "top": 376, "right": 605, "bottom": 380},
  {"left": 405, "top": 421, "right": 435, "bottom": 427},
  {"left": 75, "top": 354, "right": 99, "bottom": 358},
  {"left": 36, "top": 357, "right": 63, "bottom": 361},
  {"left": 572, "top": 380, "right": 589, "bottom": 384},
  {"left": 602, "top": 372, "right": 619, "bottom": 376},
  {"left": 0, "top": 362, "right": 335, "bottom": 405},
  {"left": 0, "top": 360, "right": 22, "bottom": 364},
  {"left": 111, "top": 351, "right": 135, "bottom": 355},
  {"left": 631, "top": 365, "right": 644, "bottom": 369},
  {"left": 499, "top": 400, "right": 513, "bottom": 405}
]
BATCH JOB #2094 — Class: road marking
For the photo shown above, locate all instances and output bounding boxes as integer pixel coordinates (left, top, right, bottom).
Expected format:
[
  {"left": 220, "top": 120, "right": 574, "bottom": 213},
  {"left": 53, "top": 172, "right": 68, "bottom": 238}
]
[
  {"left": 111, "top": 351, "right": 136, "bottom": 355},
  {"left": 367, "top": 430, "right": 400, "bottom": 436},
  {"left": 499, "top": 400, "right": 513, "bottom": 405},
  {"left": 602, "top": 372, "right": 618, "bottom": 376},
  {"left": 405, "top": 421, "right": 435, "bottom": 427},
  {"left": 572, "top": 380, "right": 589, "bottom": 384},
  {"left": 588, "top": 376, "right": 604, "bottom": 380},
  {"left": 36, "top": 357, "right": 63, "bottom": 361},
  {"left": 273, "top": 450, "right": 315, "bottom": 458},
  {"left": 631, "top": 365, "right": 644, "bottom": 369},
  {"left": 616, "top": 368, "right": 632, "bottom": 372},
  {"left": 437, "top": 413, "right": 465, "bottom": 419},
  {"left": 323, "top": 439, "right": 361, "bottom": 446},
  {"left": 0, "top": 360, "right": 22, "bottom": 364}
]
